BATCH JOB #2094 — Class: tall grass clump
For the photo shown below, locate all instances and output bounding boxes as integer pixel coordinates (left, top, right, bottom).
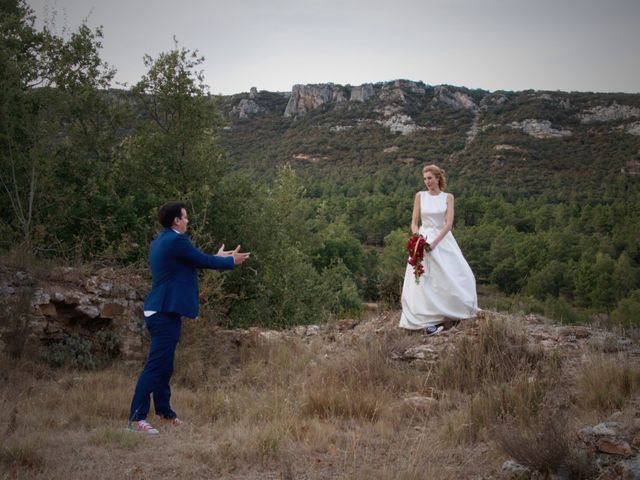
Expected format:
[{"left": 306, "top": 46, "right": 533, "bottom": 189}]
[
  {"left": 436, "top": 317, "right": 562, "bottom": 444},
  {"left": 434, "top": 317, "right": 547, "bottom": 392},
  {"left": 494, "top": 413, "right": 569, "bottom": 474},
  {"left": 0, "top": 440, "right": 45, "bottom": 475},
  {"left": 576, "top": 355, "right": 640, "bottom": 411},
  {"left": 301, "top": 332, "right": 430, "bottom": 421}
]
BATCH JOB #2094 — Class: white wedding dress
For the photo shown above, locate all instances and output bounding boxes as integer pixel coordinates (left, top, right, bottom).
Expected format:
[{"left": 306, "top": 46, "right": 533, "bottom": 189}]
[{"left": 399, "top": 191, "right": 479, "bottom": 329}]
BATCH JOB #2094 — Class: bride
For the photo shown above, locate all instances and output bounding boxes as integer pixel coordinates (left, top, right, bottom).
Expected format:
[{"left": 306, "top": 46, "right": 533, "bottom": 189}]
[{"left": 399, "top": 165, "right": 479, "bottom": 335}]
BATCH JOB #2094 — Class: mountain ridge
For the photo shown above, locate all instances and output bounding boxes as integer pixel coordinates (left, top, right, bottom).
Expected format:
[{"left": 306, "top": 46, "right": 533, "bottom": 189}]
[{"left": 217, "top": 79, "right": 640, "bottom": 195}]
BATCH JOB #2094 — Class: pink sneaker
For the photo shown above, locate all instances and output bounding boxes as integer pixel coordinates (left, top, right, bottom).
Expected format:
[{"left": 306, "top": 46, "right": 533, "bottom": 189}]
[
  {"left": 129, "top": 420, "right": 160, "bottom": 435},
  {"left": 159, "top": 417, "right": 185, "bottom": 426}
]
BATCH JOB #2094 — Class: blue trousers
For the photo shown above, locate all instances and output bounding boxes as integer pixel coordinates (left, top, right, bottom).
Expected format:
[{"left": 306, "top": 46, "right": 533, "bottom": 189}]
[{"left": 129, "top": 312, "right": 181, "bottom": 421}]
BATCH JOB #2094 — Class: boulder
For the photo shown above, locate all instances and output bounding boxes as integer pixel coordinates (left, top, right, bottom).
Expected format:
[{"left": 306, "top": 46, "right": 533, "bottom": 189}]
[
  {"left": 501, "top": 459, "right": 532, "bottom": 480},
  {"left": 597, "top": 437, "right": 633, "bottom": 456}
]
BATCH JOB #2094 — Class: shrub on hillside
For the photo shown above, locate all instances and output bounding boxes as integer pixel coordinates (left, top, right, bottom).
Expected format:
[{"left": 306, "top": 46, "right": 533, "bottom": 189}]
[{"left": 611, "top": 289, "right": 640, "bottom": 327}]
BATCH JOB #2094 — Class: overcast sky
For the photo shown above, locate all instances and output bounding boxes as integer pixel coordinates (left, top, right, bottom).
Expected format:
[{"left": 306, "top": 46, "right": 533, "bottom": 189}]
[{"left": 26, "top": 0, "right": 640, "bottom": 95}]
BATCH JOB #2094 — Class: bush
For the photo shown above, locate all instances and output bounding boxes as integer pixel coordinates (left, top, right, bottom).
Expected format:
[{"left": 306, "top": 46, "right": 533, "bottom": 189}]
[
  {"left": 378, "top": 228, "right": 409, "bottom": 303},
  {"left": 39, "top": 329, "right": 122, "bottom": 369},
  {"left": 94, "top": 329, "right": 122, "bottom": 361},
  {"left": 319, "top": 261, "right": 363, "bottom": 318},
  {"left": 40, "top": 335, "right": 96, "bottom": 369},
  {"left": 543, "top": 296, "right": 583, "bottom": 324},
  {"left": 1, "top": 287, "right": 33, "bottom": 359},
  {"left": 611, "top": 289, "right": 640, "bottom": 327},
  {"left": 495, "top": 413, "right": 569, "bottom": 474}
]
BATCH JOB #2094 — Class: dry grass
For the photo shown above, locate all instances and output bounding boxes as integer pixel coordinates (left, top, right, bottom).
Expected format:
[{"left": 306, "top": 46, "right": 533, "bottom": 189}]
[
  {"left": 1, "top": 313, "right": 638, "bottom": 479},
  {"left": 434, "top": 316, "right": 547, "bottom": 392},
  {"left": 575, "top": 354, "right": 640, "bottom": 412},
  {"left": 0, "top": 437, "right": 46, "bottom": 477},
  {"left": 494, "top": 413, "right": 569, "bottom": 473}
]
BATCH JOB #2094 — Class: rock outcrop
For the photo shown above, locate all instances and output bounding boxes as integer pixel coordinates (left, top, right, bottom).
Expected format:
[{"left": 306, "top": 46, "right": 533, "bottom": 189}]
[
  {"left": 350, "top": 83, "right": 375, "bottom": 102},
  {"left": 579, "top": 103, "right": 640, "bottom": 124},
  {"left": 234, "top": 98, "right": 259, "bottom": 118},
  {"left": 376, "top": 113, "right": 425, "bottom": 135},
  {"left": 284, "top": 84, "right": 348, "bottom": 117},
  {"left": 622, "top": 159, "right": 640, "bottom": 177},
  {"left": 283, "top": 80, "right": 429, "bottom": 117},
  {"left": 378, "top": 80, "right": 425, "bottom": 103},
  {"left": 433, "top": 85, "right": 478, "bottom": 111},
  {"left": 509, "top": 119, "right": 572, "bottom": 139},
  {"left": 626, "top": 121, "right": 640, "bottom": 136}
]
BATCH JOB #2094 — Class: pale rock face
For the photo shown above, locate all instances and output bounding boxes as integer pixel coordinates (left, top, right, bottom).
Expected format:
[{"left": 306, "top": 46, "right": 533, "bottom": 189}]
[
  {"left": 537, "top": 93, "right": 571, "bottom": 109},
  {"left": 622, "top": 159, "right": 640, "bottom": 177},
  {"left": 379, "top": 82, "right": 405, "bottom": 103},
  {"left": 579, "top": 103, "right": 640, "bottom": 124},
  {"left": 329, "top": 125, "right": 353, "bottom": 133},
  {"left": 626, "top": 121, "right": 640, "bottom": 136},
  {"left": 376, "top": 105, "right": 402, "bottom": 117},
  {"left": 378, "top": 80, "right": 426, "bottom": 103},
  {"left": 249, "top": 87, "right": 258, "bottom": 99},
  {"left": 433, "top": 86, "right": 477, "bottom": 110},
  {"left": 494, "top": 144, "right": 524, "bottom": 152},
  {"left": 236, "top": 99, "right": 259, "bottom": 119},
  {"left": 350, "top": 83, "right": 375, "bottom": 102},
  {"left": 481, "top": 94, "right": 509, "bottom": 107},
  {"left": 509, "top": 119, "right": 572, "bottom": 138},
  {"left": 393, "top": 79, "right": 426, "bottom": 95},
  {"left": 376, "top": 114, "right": 425, "bottom": 135},
  {"left": 284, "top": 80, "right": 423, "bottom": 117},
  {"left": 284, "top": 84, "right": 348, "bottom": 117}
]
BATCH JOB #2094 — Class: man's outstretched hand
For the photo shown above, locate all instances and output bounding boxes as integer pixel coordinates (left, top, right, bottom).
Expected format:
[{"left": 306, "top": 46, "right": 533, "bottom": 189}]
[{"left": 217, "top": 244, "right": 250, "bottom": 265}]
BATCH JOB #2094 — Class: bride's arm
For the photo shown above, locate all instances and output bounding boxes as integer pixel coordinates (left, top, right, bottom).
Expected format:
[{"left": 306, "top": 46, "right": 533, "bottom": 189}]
[
  {"left": 430, "top": 193, "right": 455, "bottom": 250},
  {"left": 411, "top": 192, "right": 421, "bottom": 235}
]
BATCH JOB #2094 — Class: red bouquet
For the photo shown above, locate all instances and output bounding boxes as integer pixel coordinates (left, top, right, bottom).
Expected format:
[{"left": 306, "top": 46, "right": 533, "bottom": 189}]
[{"left": 407, "top": 234, "right": 429, "bottom": 284}]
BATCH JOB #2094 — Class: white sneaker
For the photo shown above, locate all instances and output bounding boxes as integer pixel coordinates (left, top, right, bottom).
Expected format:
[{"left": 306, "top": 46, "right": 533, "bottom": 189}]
[
  {"left": 423, "top": 325, "right": 444, "bottom": 336},
  {"left": 129, "top": 419, "right": 160, "bottom": 435}
]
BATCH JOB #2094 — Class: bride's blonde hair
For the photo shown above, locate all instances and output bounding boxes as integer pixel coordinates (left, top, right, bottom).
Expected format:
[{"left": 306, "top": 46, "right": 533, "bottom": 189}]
[{"left": 422, "top": 164, "right": 447, "bottom": 190}]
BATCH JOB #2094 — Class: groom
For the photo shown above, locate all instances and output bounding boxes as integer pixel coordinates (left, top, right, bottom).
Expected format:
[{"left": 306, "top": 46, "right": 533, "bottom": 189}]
[{"left": 128, "top": 202, "right": 250, "bottom": 434}]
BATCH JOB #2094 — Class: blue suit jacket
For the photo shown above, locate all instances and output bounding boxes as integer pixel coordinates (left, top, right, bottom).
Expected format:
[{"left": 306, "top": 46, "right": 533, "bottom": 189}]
[{"left": 143, "top": 229, "right": 234, "bottom": 319}]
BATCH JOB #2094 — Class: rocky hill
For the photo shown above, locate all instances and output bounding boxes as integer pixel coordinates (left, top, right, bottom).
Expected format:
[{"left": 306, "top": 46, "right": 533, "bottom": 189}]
[{"left": 218, "top": 80, "right": 640, "bottom": 193}]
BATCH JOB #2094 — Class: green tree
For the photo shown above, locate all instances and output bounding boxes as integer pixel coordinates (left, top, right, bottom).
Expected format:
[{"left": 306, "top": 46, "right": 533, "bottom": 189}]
[
  {"left": 0, "top": 0, "right": 49, "bottom": 247},
  {"left": 0, "top": 1, "right": 120, "bottom": 255},
  {"left": 612, "top": 252, "right": 637, "bottom": 301},
  {"left": 611, "top": 290, "right": 640, "bottom": 327},
  {"left": 524, "top": 260, "right": 569, "bottom": 300},
  {"left": 378, "top": 228, "right": 408, "bottom": 302},
  {"left": 114, "top": 41, "right": 226, "bottom": 257}
]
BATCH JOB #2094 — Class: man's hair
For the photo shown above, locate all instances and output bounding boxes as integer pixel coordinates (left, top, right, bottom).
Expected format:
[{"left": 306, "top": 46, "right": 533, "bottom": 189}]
[{"left": 158, "top": 202, "right": 187, "bottom": 228}]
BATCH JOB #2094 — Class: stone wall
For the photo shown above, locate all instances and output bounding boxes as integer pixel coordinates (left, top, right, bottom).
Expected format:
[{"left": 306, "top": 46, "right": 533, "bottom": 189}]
[{"left": 0, "top": 265, "right": 149, "bottom": 361}]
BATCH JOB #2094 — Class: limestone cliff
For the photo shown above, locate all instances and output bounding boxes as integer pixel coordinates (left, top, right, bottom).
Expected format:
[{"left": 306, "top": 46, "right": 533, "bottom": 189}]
[
  {"left": 433, "top": 85, "right": 478, "bottom": 111},
  {"left": 284, "top": 84, "right": 349, "bottom": 117}
]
